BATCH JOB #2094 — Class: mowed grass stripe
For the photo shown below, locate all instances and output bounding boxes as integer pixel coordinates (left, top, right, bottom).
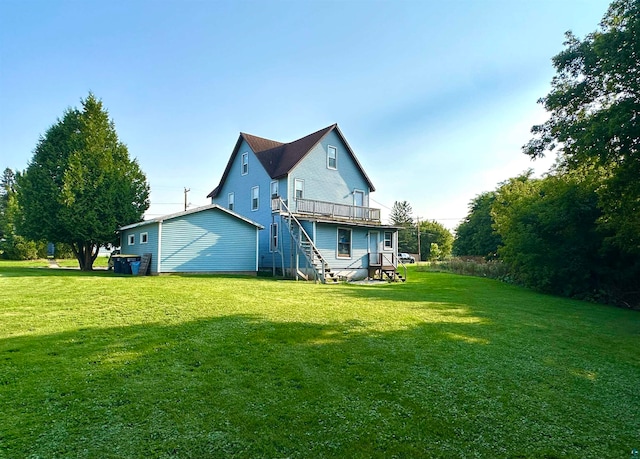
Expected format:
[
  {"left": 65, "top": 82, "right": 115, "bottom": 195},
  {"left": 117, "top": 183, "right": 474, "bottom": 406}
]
[{"left": 1, "top": 262, "right": 638, "bottom": 458}]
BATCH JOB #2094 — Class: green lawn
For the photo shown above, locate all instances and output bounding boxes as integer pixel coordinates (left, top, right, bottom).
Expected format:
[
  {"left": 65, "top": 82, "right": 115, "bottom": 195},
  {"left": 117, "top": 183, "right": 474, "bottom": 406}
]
[{"left": 1, "top": 263, "right": 638, "bottom": 458}]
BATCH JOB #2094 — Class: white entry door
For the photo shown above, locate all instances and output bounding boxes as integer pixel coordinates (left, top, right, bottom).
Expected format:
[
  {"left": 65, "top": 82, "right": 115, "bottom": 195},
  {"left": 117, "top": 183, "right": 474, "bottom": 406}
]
[
  {"left": 354, "top": 190, "right": 365, "bottom": 219},
  {"left": 369, "top": 231, "right": 380, "bottom": 264}
]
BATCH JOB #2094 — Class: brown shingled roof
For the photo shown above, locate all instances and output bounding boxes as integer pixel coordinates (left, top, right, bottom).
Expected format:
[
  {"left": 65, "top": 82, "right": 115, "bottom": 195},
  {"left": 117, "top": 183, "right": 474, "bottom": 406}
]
[
  {"left": 207, "top": 124, "right": 375, "bottom": 198},
  {"left": 253, "top": 124, "right": 335, "bottom": 178},
  {"left": 241, "top": 133, "right": 284, "bottom": 154}
]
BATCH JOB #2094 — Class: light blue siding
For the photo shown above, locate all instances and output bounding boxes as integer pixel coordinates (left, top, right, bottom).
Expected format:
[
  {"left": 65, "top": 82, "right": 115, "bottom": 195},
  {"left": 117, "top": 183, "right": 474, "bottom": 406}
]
[
  {"left": 314, "top": 223, "right": 370, "bottom": 269},
  {"left": 211, "top": 138, "right": 275, "bottom": 270},
  {"left": 289, "top": 130, "right": 370, "bottom": 207},
  {"left": 208, "top": 128, "right": 385, "bottom": 274},
  {"left": 119, "top": 206, "right": 259, "bottom": 274},
  {"left": 160, "top": 208, "right": 257, "bottom": 273},
  {"left": 119, "top": 224, "right": 160, "bottom": 273}
]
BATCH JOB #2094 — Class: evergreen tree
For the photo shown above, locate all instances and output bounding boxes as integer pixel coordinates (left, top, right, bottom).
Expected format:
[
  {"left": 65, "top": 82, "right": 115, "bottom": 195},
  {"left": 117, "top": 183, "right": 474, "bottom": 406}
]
[
  {"left": 390, "top": 201, "right": 417, "bottom": 254},
  {"left": 17, "top": 93, "right": 150, "bottom": 270}
]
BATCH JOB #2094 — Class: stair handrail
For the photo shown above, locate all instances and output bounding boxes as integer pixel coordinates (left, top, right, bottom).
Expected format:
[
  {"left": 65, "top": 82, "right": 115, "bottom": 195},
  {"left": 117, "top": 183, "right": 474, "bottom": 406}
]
[
  {"left": 278, "top": 198, "right": 327, "bottom": 283},
  {"left": 381, "top": 252, "right": 407, "bottom": 281}
]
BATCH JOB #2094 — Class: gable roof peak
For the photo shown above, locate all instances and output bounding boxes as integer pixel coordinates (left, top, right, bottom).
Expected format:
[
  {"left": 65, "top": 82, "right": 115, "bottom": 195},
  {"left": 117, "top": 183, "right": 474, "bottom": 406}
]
[
  {"left": 240, "top": 132, "right": 284, "bottom": 154},
  {"left": 207, "top": 123, "right": 375, "bottom": 199},
  {"left": 254, "top": 123, "right": 337, "bottom": 178}
]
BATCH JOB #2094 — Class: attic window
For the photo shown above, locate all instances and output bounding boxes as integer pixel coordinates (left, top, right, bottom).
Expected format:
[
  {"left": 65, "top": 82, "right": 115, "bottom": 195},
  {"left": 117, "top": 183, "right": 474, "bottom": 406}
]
[
  {"left": 327, "top": 145, "right": 337, "bottom": 170},
  {"left": 241, "top": 152, "right": 249, "bottom": 175}
]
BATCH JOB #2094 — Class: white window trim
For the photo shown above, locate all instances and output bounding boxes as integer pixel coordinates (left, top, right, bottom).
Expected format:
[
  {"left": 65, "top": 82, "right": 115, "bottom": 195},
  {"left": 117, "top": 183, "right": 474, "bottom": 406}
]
[
  {"left": 294, "top": 179, "right": 304, "bottom": 200},
  {"left": 353, "top": 189, "right": 365, "bottom": 207},
  {"left": 383, "top": 231, "right": 393, "bottom": 250},
  {"left": 241, "top": 152, "right": 249, "bottom": 176},
  {"left": 337, "top": 227, "right": 352, "bottom": 259},
  {"left": 140, "top": 232, "right": 148, "bottom": 244},
  {"left": 327, "top": 145, "right": 337, "bottom": 170},
  {"left": 270, "top": 180, "right": 279, "bottom": 199},
  {"left": 228, "top": 192, "right": 234, "bottom": 211},
  {"left": 270, "top": 223, "right": 278, "bottom": 252},
  {"left": 251, "top": 186, "right": 259, "bottom": 211},
  {"left": 127, "top": 234, "right": 135, "bottom": 246}
]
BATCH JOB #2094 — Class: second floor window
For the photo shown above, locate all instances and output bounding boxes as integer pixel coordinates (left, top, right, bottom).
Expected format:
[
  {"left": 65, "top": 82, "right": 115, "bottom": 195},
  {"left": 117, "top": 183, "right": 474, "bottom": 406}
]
[
  {"left": 228, "top": 192, "right": 234, "bottom": 211},
  {"left": 241, "top": 152, "right": 249, "bottom": 175},
  {"left": 251, "top": 186, "right": 259, "bottom": 211},
  {"left": 294, "top": 179, "right": 304, "bottom": 200},
  {"left": 327, "top": 145, "right": 337, "bottom": 170},
  {"left": 270, "top": 180, "right": 279, "bottom": 199}
]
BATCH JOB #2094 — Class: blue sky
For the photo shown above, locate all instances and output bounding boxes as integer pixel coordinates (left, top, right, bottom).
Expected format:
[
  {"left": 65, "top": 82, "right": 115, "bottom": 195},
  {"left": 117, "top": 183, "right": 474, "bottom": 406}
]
[{"left": 0, "top": 0, "right": 611, "bottom": 230}]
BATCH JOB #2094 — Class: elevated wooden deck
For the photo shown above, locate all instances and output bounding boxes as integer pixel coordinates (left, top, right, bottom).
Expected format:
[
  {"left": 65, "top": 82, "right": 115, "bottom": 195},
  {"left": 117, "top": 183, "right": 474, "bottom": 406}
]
[{"left": 272, "top": 197, "right": 381, "bottom": 224}]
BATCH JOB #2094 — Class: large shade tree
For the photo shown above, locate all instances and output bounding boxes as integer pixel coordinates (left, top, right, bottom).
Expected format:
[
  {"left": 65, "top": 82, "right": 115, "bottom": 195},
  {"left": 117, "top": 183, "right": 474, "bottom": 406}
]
[
  {"left": 524, "top": 0, "right": 640, "bottom": 253},
  {"left": 17, "top": 94, "right": 149, "bottom": 270}
]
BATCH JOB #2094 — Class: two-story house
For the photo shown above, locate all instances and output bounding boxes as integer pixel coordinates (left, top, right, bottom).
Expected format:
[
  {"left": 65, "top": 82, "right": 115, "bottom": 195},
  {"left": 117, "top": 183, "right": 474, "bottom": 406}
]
[{"left": 207, "top": 124, "right": 403, "bottom": 282}]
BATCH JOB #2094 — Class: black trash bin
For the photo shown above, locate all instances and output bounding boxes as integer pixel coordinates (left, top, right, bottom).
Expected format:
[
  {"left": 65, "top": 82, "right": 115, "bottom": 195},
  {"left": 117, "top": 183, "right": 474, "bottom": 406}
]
[{"left": 113, "top": 257, "right": 123, "bottom": 274}]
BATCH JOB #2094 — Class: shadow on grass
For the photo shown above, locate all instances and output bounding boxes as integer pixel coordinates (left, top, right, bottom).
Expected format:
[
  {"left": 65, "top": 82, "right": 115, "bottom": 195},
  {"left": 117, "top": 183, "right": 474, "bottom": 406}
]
[{"left": 2, "top": 312, "right": 638, "bottom": 459}]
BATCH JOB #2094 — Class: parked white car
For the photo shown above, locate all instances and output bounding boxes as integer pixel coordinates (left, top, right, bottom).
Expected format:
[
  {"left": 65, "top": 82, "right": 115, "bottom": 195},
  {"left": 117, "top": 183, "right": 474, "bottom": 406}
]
[{"left": 399, "top": 252, "right": 415, "bottom": 263}]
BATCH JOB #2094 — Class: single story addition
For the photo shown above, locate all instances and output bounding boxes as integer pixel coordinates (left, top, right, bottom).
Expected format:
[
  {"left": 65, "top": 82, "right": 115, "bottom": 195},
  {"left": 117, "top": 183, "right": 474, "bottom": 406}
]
[{"left": 118, "top": 204, "right": 263, "bottom": 275}]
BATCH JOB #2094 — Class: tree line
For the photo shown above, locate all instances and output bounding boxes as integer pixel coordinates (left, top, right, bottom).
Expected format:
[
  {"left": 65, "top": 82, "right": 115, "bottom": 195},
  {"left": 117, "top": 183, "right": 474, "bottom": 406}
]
[
  {"left": 453, "top": 0, "right": 639, "bottom": 308},
  {"left": 388, "top": 200, "right": 454, "bottom": 262}
]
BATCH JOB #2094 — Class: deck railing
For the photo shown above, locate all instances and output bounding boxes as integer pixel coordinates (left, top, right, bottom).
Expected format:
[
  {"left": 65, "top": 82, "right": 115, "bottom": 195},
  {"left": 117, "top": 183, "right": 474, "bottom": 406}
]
[{"left": 272, "top": 197, "right": 381, "bottom": 223}]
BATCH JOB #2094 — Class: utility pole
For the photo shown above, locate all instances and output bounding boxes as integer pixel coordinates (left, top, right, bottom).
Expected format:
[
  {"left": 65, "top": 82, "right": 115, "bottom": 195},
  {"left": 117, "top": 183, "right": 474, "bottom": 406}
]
[
  {"left": 416, "top": 216, "right": 421, "bottom": 262},
  {"left": 184, "top": 187, "right": 190, "bottom": 211}
]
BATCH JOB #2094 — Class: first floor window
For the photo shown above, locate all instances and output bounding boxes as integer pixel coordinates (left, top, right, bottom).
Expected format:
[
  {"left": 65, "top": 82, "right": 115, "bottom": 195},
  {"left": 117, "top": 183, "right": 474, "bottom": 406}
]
[
  {"left": 128, "top": 234, "right": 135, "bottom": 245},
  {"left": 140, "top": 232, "right": 148, "bottom": 244},
  {"left": 251, "top": 186, "right": 259, "bottom": 211},
  {"left": 228, "top": 192, "right": 235, "bottom": 211},
  {"left": 384, "top": 231, "right": 393, "bottom": 249},
  {"left": 337, "top": 228, "right": 352, "bottom": 258},
  {"left": 270, "top": 223, "right": 278, "bottom": 251}
]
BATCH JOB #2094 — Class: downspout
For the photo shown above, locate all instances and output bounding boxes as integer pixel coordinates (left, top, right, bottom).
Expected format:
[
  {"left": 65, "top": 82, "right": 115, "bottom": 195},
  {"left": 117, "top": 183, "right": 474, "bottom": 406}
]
[
  {"left": 279, "top": 215, "right": 285, "bottom": 277},
  {"left": 157, "top": 221, "right": 162, "bottom": 274},
  {"left": 271, "top": 212, "right": 275, "bottom": 277},
  {"left": 256, "top": 227, "right": 259, "bottom": 272}
]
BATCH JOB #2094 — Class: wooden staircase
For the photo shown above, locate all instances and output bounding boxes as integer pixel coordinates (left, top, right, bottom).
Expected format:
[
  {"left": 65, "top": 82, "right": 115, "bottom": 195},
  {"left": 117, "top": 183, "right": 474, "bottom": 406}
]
[
  {"left": 278, "top": 199, "right": 339, "bottom": 284},
  {"left": 298, "top": 239, "right": 339, "bottom": 283},
  {"left": 368, "top": 253, "right": 407, "bottom": 283},
  {"left": 382, "top": 267, "right": 406, "bottom": 282}
]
